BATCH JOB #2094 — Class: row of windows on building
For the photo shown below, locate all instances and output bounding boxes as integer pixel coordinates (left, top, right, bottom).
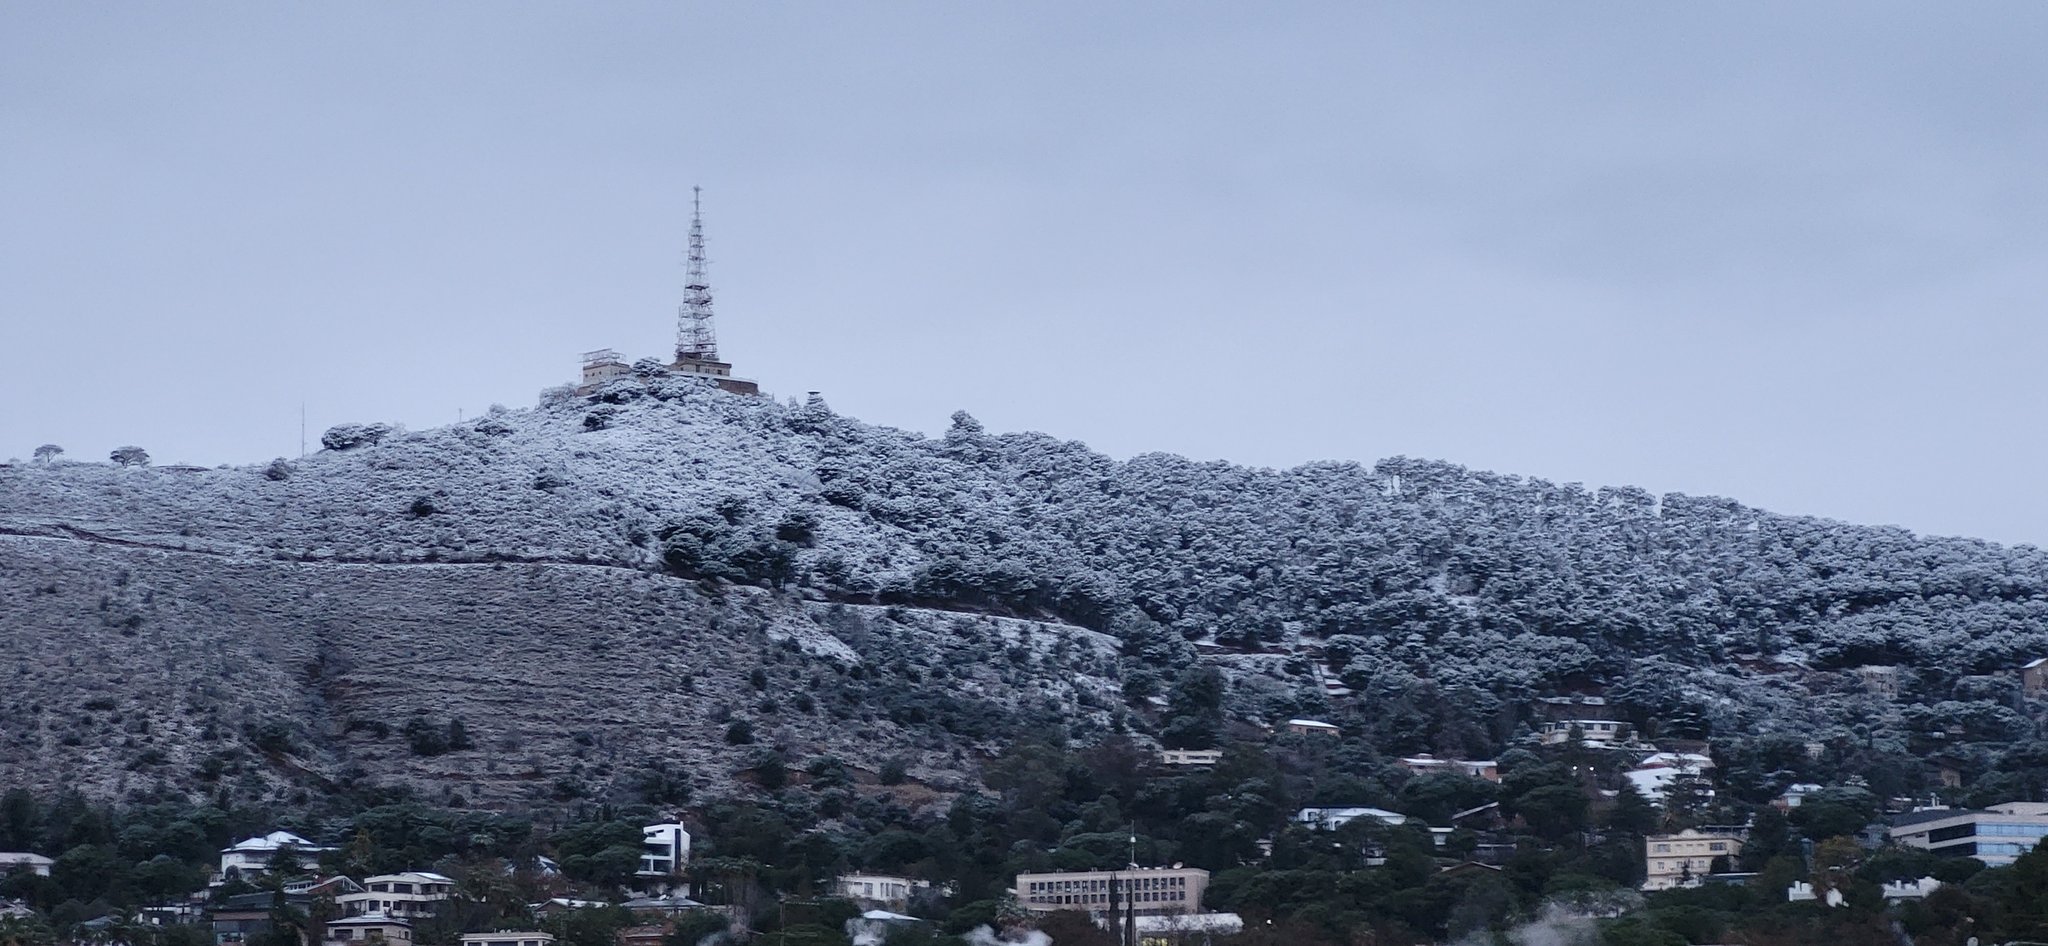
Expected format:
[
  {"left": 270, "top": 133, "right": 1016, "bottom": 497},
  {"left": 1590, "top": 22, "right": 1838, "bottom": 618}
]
[
  {"left": 1650, "top": 841, "right": 1729, "bottom": 854},
  {"left": 1026, "top": 876, "right": 1188, "bottom": 894}
]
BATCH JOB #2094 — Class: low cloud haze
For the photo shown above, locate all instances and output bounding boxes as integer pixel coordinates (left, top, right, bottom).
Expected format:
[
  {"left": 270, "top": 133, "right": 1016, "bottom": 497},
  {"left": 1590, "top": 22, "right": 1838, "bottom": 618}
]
[{"left": 3, "top": 3, "right": 2044, "bottom": 544}]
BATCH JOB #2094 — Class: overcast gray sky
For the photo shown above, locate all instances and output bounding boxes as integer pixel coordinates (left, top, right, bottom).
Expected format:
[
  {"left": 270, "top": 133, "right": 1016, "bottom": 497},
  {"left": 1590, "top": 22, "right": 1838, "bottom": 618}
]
[{"left": 4, "top": 4, "right": 2046, "bottom": 545}]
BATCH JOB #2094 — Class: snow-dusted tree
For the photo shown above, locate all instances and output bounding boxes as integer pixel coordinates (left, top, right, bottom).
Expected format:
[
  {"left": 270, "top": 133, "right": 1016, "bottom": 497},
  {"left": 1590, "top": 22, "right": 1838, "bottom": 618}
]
[
  {"left": 264, "top": 458, "right": 293, "bottom": 481},
  {"left": 109, "top": 445, "right": 149, "bottom": 467},
  {"left": 320, "top": 423, "right": 393, "bottom": 451},
  {"left": 32, "top": 444, "right": 61, "bottom": 463}
]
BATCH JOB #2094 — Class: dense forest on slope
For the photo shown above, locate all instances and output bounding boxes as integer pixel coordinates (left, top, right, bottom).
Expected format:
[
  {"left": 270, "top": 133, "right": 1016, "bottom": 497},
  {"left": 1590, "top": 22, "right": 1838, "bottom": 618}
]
[{"left": 5, "top": 375, "right": 2048, "bottom": 804}]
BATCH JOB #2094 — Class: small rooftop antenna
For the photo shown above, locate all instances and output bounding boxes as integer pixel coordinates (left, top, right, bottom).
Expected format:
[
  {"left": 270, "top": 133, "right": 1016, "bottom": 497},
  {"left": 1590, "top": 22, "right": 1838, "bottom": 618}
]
[{"left": 675, "top": 186, "right": 719, "bottom": 364}]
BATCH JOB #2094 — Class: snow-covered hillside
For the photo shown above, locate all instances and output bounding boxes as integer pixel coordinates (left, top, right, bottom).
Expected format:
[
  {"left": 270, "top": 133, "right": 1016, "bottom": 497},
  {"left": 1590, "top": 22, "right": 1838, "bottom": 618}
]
[{"left": 7, "top": 375, "right": 2048, "bottom": 806}]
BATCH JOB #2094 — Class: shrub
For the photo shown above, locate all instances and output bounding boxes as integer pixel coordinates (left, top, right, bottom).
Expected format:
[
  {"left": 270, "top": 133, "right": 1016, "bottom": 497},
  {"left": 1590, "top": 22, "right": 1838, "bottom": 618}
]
[
  {"left": 404, "top": 716, "right": 450, "bottom": 756},
  {"left": 263, "top": 458, "right": 293, "bottom": 481},
  {"left": 724, "top": 720, "right": 755, "bottom": 745},
  {"left": 245, "top": 721, "right": 293, "bottom": 754}
]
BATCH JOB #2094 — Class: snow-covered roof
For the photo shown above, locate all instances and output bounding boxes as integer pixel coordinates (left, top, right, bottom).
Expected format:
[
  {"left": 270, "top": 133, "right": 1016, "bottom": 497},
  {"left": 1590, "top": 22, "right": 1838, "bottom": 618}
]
[
  {"left": 222, "top": 831, "right": 324, "bottom": 854},
  {"left": 1400, "top": 756, "right": 1497, "bottom": 769},
  {"left": 0, "top": 853, "right": 52, "bottom": 866},
  {"left": 859, "top": 910, "right": 923, "bottom": 923},
  {"left": 2024, "top": 657, "right": 2048, "bottom": 670},
  {"left": 1286, "top": 718, "right": 1339, "bottom": 729},
  {"left": 531, "top": 898, "right": 608, "bottom": 911},
  {"left": 363, "top": 871, "right": 453, "bottom": 884},
  {"left": 1627, "top": 767, "right": 1713, "bottom": 804},
  {"left": 1637, "top": 752, "right": 1713, "bottom": 770},
  {"left": 330, "top": 913, "right": 412, "bottom": 927},
  {"left": 1296, "top": 806, "right": 1410, "bottom": 826},
  {"left": 621, "top": 895, "right": 706, "bottom": 910}
]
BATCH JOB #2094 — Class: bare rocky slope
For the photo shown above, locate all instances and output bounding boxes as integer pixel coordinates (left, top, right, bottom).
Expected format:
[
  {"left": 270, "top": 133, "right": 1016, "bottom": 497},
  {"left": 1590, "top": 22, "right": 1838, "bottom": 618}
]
[{"left": 8, "top": 374, "right": 2048, "bottom": 811}]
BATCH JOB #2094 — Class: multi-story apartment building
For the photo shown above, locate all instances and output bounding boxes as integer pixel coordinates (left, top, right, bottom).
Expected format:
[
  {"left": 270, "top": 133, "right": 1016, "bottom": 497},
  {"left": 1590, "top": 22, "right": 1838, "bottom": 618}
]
[
  {"left": 1889, "top": 802, "right": 2048, "bottom": 865},
  {"left": 1015, "top": 867, "right": 1208, "bottom": 917},
  {"left": 1641, "top": 829, "right": 1743, "bottom": 891}
]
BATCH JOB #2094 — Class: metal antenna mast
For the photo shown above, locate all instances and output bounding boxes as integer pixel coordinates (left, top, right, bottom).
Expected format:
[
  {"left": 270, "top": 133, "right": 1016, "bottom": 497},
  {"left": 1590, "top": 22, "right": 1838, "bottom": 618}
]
[{"left": 676, "top": 186, "right": 719, "bottom": 363}]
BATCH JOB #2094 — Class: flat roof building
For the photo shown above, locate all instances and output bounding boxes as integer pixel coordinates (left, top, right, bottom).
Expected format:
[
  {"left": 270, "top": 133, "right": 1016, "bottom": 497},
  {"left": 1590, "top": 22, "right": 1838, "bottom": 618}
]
[
  {"left": 834, "top": 874, "right": 928, "bottom": 910},
  {"left": 458, "top": 932, "right": 554, "bottom": 946},
  {"left": 1890, "top": 802, "right": 2048, "bottom": 866},
  {"left": 337, "top": 873, "right": 454, "bottom": 919},
  {"left": 638, "top": 823, "right": 691, "bottom": 881},
  {"left": 1015, "top": 867, "right": 1208, "bottom": 918},
  {"left": 1642, "top": 829, "right": 1743, "bottom": 891},
  {"left": 0, "top": 853, "right": 53, "bottom": 877}
]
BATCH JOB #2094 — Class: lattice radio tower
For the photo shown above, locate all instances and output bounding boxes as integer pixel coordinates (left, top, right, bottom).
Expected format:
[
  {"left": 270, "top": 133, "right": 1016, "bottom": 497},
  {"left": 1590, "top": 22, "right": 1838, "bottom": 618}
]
[{"left": 675, "top": 186, "right": 720, "bottom": 363}]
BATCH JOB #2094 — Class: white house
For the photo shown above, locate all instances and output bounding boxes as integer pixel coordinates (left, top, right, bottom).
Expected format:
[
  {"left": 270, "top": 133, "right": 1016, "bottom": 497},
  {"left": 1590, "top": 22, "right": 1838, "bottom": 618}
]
[
  {"left": 219, "top": 832, "right": 331, "bottom": 878},
  {"left": 637, "top": 824, "right": 690, "bottom": 887},
  {"left": 1284, "top": 719, "right": 1340, "bottom": 738},
  {"left": 1295, "top": 807, "right": 1411, "bottom": 831},
  {"left": 835, "top": 874, "right": 930, "bottom": 910},
  {"left": 323, "top": 913, "right": 413, "bottom": 944},
  {"left": 1397, "top": 755, "right": 1501, "bottom": 783},
  {"left": 1158, "top": 750, "right": 1224, "bottom": 767},
  {"left": 1773, "top": 783, "right": 1825, "bottom": 810},
  {"left": 337, "top": 873, "right": 455, "bottom": 918},
  {"left": 459, "top": 932, "right": 555, "bottom": 946},
  {"left": 0, "top": 853, "right": 53, "bottom": 877},
  {"left": 1537, "top": 719, "right": 1630, "bottom": 745}
]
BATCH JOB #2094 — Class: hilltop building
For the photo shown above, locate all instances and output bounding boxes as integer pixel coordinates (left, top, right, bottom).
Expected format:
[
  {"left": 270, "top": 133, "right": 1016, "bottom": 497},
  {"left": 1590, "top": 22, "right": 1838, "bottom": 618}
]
[{"left": 577, "top": 188, "right": 760, "bottom": 398}]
